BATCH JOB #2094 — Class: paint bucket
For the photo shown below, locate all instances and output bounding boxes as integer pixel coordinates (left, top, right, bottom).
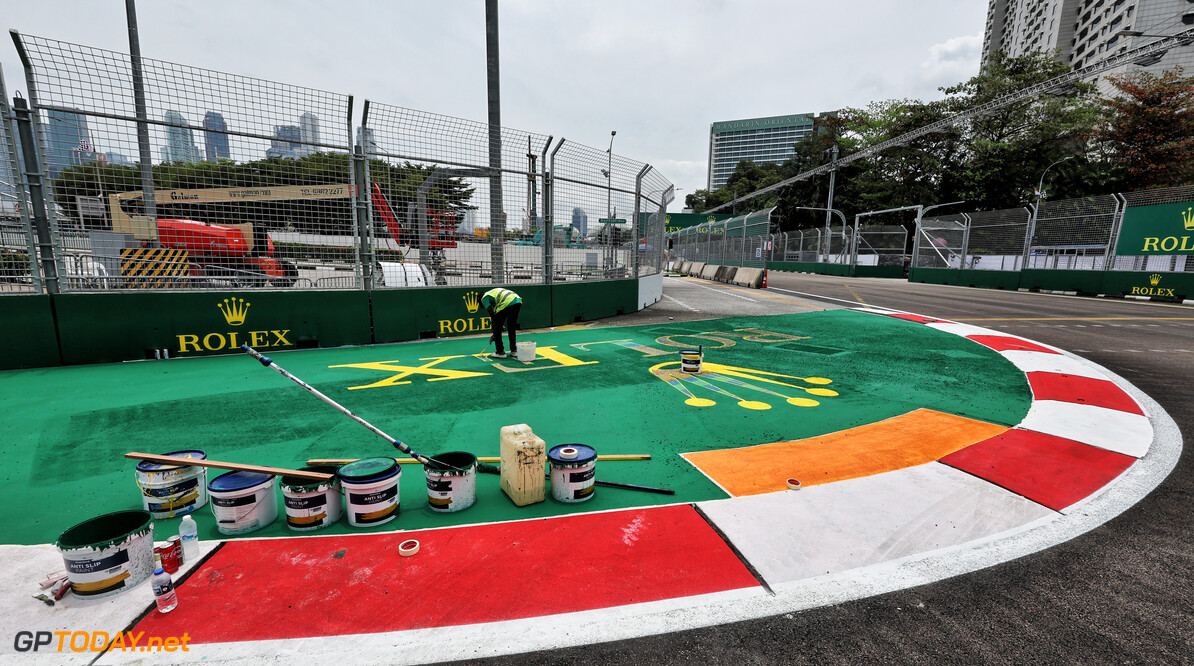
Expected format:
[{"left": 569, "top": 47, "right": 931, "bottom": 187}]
[
  {"left": 424, "top": 451, "right": 477, "bottom": 513},
  {"left": 547, "top": 444, "right": 597, "bottom": 503},
  {"left": 134, "top": 449, "right": 208, "bottom": 518},
  {"left": 680, "top": 349, "right": 703, "bottom": 373},
  {"left": 280, "top": 465, "right": 343, "bottom": 531},
  {"left": 207, "top": 471, "right": 278, "bottom": 535},
  {"left": 338, "top": 457, "right": 401, "bottom": 527},
  {"left": 55, "top": 510, "right": 155, "bottom": 599},
  {"left": 516, "top": 341, "right": 537, "bottom": 362}
]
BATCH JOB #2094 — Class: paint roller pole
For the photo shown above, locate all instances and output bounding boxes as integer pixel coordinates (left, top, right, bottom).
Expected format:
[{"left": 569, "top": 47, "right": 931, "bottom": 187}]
[{"left": 241, "top": 345, "right": 431, "bottom": 465}]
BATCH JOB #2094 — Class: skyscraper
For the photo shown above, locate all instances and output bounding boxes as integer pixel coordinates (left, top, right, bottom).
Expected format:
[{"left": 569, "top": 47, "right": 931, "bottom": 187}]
[
  {"left": 43, "top": 108, "right": 94, "bottom": 178},
  {"left": 571, "top": 207, "right": 588, "bottom": 237},
  {"left": 706, "top": 113, "right": 829, "bottom": 191},
  {"left": 355, "top": 127, "right": 379, "bottom": 154},
  {"left": 982, "top": 0, "right": 1194, "bottom": 95},
  {"left": 160, "top": 110, "right": 201, "bottom": 164},
  {"left": 298, "top": 112, "right": 320, "bottom": 157},
  {"left": 203, "top": 111, "right": 230, "bottom": 161},
  {"left": 265, "top": 125, "right": 303, "bottom": 159}
]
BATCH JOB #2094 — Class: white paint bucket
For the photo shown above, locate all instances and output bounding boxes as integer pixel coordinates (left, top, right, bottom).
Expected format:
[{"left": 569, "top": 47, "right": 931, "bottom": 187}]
[
  {"left": 207, "top": 471, "right": 278, "bottom": 535},
  {"left": 424, "top": 451, "right": 477, "bottom": 513},
  {"left": 135, "top": 449, "right": 208, "bottom": 518},
  {"left": 680, "top": 349, "right": 703, "bottom": 373},
  {"left": 280, "top": 465, "right": 343, "bottom": 531},
  {"left": 547, "top": 444, "right": 597, "bottom": 503},
  {"left": 338, "top": 457, "right": 401, "bottom": 527},
  {"left": 516, "top": 341, "right": 537, "bottom": 362},
  {"left": 56, "top": 510, "right": 155, "bottom": 598}
]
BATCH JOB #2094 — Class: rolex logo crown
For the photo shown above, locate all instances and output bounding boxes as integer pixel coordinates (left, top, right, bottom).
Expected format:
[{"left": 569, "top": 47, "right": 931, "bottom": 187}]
[
  {"left": 217, "top": 297, "right": 250, "bottom": 326},
  {"left": 463, "top": 291, "right": 480, "bottom": 314},
  {"left": 1183, "top": 207, "right": 1193, "bottom": 231},
  {"left": 1149, "top": 273, "right": 1162, "bottom": 286}
]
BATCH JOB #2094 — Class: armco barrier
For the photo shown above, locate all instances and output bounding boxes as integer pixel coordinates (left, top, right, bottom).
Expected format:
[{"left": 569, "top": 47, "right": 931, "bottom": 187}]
[{"left": 0, "top": 279, "right": 641, "bottom": 370}]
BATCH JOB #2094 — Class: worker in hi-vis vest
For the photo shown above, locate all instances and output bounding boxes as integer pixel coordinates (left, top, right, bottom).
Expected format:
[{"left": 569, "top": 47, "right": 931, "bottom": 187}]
[{"left": 481, "top": 287, "right": 522, "bottom": 359}]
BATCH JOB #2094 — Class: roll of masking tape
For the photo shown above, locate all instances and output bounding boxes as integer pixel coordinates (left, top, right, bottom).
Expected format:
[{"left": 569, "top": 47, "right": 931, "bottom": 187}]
[
  {"left": 559, "top": 447, "right": 578, "bottom": 460},
  {"left": 399, "top": 539, "right": 420, "bottom": 556},
  {"left": 786, "top": 478, "right": 801, "bottom": 490}
]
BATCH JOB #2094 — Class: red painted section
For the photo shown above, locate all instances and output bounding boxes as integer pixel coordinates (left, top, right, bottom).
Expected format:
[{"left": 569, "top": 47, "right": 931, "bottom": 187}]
[
  {"left": 881, "top": 313, "right": 946, "bottom": 324},
  {"left": 940, "top": 428, "right": 1135, "bottom": 511},
  {"left": 1027, "top": 371, "right": 1144, "bottom": 415},
  {"left": 131, "top": 505, "right": 759, "bottom": 644},
  {"left": 966, "top": 335, "right": 1060, "bottom": 354}
]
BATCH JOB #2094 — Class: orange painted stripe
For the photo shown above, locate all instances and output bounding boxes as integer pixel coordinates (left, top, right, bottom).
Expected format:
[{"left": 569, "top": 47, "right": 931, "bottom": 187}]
[{"left": 682, "top": 408, "right": 1009, "bottom": 497}]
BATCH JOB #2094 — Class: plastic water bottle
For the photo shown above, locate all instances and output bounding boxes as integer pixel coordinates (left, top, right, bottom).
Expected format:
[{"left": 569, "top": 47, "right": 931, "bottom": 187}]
[
  {"left": 178, "top": 515, "right": 199, "bottom": 563},
  {"left": 152, "top": 568, "right": 177, "bottom": 613}
]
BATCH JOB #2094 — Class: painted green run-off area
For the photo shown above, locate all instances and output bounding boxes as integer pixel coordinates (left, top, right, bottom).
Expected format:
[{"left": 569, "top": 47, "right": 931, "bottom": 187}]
[{"left": 0, "top": 310, "right": 1031, "bottom": 545}]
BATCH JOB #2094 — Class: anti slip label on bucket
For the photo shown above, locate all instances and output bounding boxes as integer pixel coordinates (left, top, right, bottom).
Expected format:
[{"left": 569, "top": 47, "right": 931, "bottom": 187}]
[
  {"left": 208, "top": 471, "right": 278, "bottom": 536},
  {"left": 548, "top": 444, "right": 597, "bottom": 503},
  {"left": 424, "top": 451, "right": 478, "bottom": 513},
  {"left": 281, "top": 465, "right": 344, "bottom": 532},
  {"left": 56, "top": 509, "right": 155, "bottom": 599},
  {"left": 338, "top": 457, "right": 402, "bottom": 527}
]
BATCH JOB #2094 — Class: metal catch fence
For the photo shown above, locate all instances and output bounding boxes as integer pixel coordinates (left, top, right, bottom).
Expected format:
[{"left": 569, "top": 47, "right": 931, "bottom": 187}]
[{"left": 3, "top": 33, "right": 672, "bottom": 295}]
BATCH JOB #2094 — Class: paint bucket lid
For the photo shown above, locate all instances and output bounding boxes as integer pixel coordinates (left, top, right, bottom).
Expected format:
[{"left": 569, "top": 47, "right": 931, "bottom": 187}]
[
  {"left": 281, "top": 465, "right": 342, "bottom": 490},
  {"left": 135, "top": 450, "right": 208, "bottom": 473},
  {"left": 547, "top": 444, "right": 596, "bottom": 464},
  {"left": 208, "top": 470, "right": 274, "bottom": 493},
  {"left": 56, "top": 509, "right": 153, "bottom": 549},
  {"left": 423, "top": 451, "right": 477, "bottom": 473},
  {"left": 680, "top": 349, "right": 701, "bottom": 355},
  {"left": 337, "top": 457, "right": 400, "bottom": 483}
]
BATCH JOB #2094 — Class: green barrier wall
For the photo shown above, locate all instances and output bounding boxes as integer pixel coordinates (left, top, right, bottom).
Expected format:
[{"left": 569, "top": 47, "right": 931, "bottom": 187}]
[
  {"left": 0, "top": 295, "right": 61, "bottom": 369},
  {"left": 371, "top": 285, "right": 552, "bottom": 343},
  {"left": 1, "top": 280, "right": 640, "bottom": 370},
  {"left": 52, "top": 290, "right": 372, "bottom": 365},
  {"left": 1101, "top": 271, "right": 1194, "bottom": 300},
  {"left": 551, "top": 279, "right": 637, "bottom": 325},
  {"left": 853, "top": 265, "right": 905, "bottom": 279},
  {"left": 910, "top": 268, "right": 1021, "bottom": 290},
  {"left": 1019, "top": 269, "right": 1106, "bottom": 294}
]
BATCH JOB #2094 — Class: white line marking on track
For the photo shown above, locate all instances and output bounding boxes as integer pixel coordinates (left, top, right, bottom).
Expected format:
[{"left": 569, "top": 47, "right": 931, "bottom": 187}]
[
  {"left": 662, "top": 293, "right": 701, "bottom": 312},
  {"left": 683, "top": 280, "right": 758, "bottom": 302}
]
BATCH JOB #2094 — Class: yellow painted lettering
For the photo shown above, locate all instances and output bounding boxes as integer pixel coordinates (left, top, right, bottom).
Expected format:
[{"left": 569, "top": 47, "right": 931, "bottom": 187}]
[
  {"left": 731, "top": 328, "right": 811, "bottom": 343},
  {"left": 227, "top": 331, "right": 239, "bottom": 347},
  {"left": 453, "top": 318, "right": 467, "bottom": 333},
  {"left": 250, "top": 330, "right": 269, "bottom": 346},
  {"left": 1131, "top": 287, "right": 1143, "bottom": 295},
  {"left": 533, "top": 346, "right": 599, "bottom": 367},
  {"left": 1160, "top": 237, "right": 1179, "bottom": 252},
  {"left": 270, "top": 329, "right": 291, "bottom": 346},
  {"left": 330, "top": 356, "right": 491, "bottom": 390},
  {"left": 203, "top": 333, "right": 226, "bottom": 350},
  {"left": 1142, "top": 238, "right": 1159, "bottom": 252},
  {"left": 438, "top": 319, "right": 453, "bottom": 334},
  {"left": 654, "top": 334, "right": 738, "bottom": 349},
  {"left": 1180, "top": 236, "right": 1194, "bottom": 252},
  {"left": 177, "top": 335, "right": 201, "bottom": 352},
  {"left": 481, "top": 316, "right": 492, "bottom": 329},
  {"left": 467, "top": 318, "right": 482, "bottom": 332}
]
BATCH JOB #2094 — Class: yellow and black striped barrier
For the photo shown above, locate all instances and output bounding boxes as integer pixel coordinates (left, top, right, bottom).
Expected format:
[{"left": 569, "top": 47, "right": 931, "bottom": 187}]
[{"left": 119, "top": 248, "right": 189, "bottom": 289}]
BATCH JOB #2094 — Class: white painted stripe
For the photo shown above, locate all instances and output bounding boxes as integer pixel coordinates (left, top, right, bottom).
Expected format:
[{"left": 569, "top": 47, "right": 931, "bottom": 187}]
[
  {"left": 683, "top": 280, "right": 758, "bottom": 302},
  {"left": 697, "top": 463, "right": 1054, "bottom": 586},
  {"left": 662, "top": 293, "right": 701, "bottom": 312},
  {"left": 999, "top": 350, "right": 1110, "bottom": 380},
  {"left": 927, "top": 322, "right": 1004, "bottom": 337},
  {"left": 1018, "top": 400, "right": 1152, "bottom": 457}
]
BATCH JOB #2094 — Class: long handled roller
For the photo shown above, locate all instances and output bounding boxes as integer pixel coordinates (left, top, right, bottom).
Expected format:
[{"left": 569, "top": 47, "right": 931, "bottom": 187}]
[{"left": 242, "top": 345, "right": 432, "bottom": 465}]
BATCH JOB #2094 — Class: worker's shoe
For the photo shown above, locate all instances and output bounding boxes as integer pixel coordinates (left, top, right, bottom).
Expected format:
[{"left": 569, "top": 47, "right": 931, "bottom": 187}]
[{"left": 489, "top": 352, "right": 507, "bottom": 359}]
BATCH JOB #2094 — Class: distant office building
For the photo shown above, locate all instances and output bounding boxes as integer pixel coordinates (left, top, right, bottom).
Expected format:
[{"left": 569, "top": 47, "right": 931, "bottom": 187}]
[
  {"left": 982, "top": 0, "right": 1194, "bottom": 96},
  {"left": 104, "top": 151, "right": 134, "bottom": 167},
  {"left": 203, "top": 111, "right": 230, "bottom": 161},
  {"left": 571, "top": 207, "right": 588, "bottom": 237},
  {"left": 355, "top": 127, "right": 379, "bottom": 154},
  {"left": 43, "top": 108, "right": 95, "bottom": 178},
  {"left": 706, "top": 113, "right": 829, "bottom": 191},
  {"left": 160, "top": 110, "right": 201, "bottom": 164},
  {"left": 265, "top": 125, "right": 303, "bottom": 159},
  {"left": 298, "top": 112, "right": 320, "bottom": 156}
]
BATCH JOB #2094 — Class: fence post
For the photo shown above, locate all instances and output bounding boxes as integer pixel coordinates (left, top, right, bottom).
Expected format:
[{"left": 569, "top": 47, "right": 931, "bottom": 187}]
[
  {"left": 10, "top": 96, "right": 58, "bottom": 294},
  {"left": 960, "top": 213, "right": 972, "bottom": 271},
  {"left": 1021, "top": 203, "right": 1038, "bottom": 271},
  {"left": 1104, "top": 193, "right": 1127, "bottom": 272},
  {"left": 353, "top": 144, "right": 373, "bottom": 289},
  {"left": 633, "top": 164, "right": 650, "bottom": 279}
]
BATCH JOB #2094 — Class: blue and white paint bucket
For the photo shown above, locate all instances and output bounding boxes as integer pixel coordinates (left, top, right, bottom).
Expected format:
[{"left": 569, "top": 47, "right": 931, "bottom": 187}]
[
  {"left": 135, "top": 449, "right": 208, "bottom": 518},
  {"left": 338, "top": 457, "right": 401, "bottom": 527},
  {"left": 208, "top": 470, "right": 277, "bottom": 535},
  {"left": 281, "top": 465, "right": 343, "bottom": 531},
  {"left": 547, "top": 444, "right": 597, "bottom": 503}
]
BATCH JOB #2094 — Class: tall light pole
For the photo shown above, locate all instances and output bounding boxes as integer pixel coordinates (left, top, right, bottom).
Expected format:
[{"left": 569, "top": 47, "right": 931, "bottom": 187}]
[
  {"left": 1021, "top": 156, "right": 1073, "bottom": 269},
  {"left": 606, "top": 130, "right": 616, "bottom": 218}
]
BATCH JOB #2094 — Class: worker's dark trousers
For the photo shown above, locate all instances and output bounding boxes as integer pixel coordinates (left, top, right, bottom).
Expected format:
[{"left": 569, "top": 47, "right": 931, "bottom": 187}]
[{"left": 491, "top": 303, "right": 521, "bottom": 355}]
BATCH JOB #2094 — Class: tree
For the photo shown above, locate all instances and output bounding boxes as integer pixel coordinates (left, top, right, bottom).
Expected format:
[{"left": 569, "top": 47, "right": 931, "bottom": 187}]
[{"left": 1097, "top": 67, "right": 1194, "bottom": 190}]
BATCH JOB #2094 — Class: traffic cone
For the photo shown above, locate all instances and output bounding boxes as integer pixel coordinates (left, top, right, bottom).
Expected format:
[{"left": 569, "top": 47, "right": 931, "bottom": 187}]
[{"left": 760, "top": 270, "right": 768, "bottom": 289}]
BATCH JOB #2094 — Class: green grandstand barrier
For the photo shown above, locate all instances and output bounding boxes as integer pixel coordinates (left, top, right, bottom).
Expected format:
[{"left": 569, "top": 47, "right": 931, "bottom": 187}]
[
  {"left": 767, "top": 261, "right": 852, "bottom": 277},
  {"left": 1019, "top": 269, "right": 1105, "bottom": 294},
  {"left": 1101, "top": 271, "right": 1194, "bottom": 301},
  {"left": 372, "top": 285, "right": 551, "bottom": 343},
  {"left": 551, "top": 279, "right": 637, "bottom": 325}
]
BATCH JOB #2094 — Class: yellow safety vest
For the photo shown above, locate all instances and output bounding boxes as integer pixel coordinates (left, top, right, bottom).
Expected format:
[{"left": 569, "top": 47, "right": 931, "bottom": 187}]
[{"left": 481, "top": 288, "right": 521, "bottom": 313}]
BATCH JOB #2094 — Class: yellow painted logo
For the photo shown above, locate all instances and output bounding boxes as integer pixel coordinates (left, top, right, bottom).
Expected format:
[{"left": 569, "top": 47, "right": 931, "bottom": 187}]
[
  {"left": 463, "top": 291, "right": 481, "bottom": 313},
  {"left": 1131, "top": 272, "right": 1176, "bottom": 297},
  {"left": 649, "top": 360, "right": 838, "bottom": 410},
  {"left": 1183, "top": 206, "right": 1193, "bottom": 231},
  {"left": 1150, "top": 273, "right": 1162, "bottom": 286},
  {"left": 217, "top": 298, "right": 250, "bottom": 326}
]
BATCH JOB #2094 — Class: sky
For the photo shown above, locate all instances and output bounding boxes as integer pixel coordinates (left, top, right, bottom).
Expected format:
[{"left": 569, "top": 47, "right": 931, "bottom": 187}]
[{"left": 1, "top": 0, "right": 987, "bottom": 206}]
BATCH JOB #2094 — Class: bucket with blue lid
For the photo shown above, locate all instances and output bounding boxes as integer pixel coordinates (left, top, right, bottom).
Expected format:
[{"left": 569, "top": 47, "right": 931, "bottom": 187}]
[
  {"left": 547, "top": 444, "right": 597, "bottom": 503},
  {"left": 135, "top": 449, "right": 208, "bottom": 518},
  {"left": 207, "top": 470, "right": 277, "bottom": 535},
  {"left": 338, "top": 457, "right": 401, "bottom": 527}
]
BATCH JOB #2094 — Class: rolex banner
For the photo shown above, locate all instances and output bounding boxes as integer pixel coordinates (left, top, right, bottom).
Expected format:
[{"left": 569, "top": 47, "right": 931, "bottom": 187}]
[{"left": 1114, "top": 201, "right": 1194, "bottom": 256}]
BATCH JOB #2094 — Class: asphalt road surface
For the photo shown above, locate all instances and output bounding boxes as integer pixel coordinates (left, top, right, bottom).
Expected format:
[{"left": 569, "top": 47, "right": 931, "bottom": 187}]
[{"left": 464, "top": 272, "right": 1193, "bottom": 665}]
